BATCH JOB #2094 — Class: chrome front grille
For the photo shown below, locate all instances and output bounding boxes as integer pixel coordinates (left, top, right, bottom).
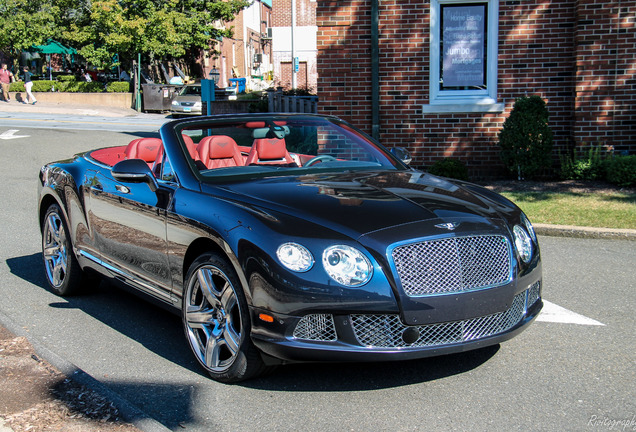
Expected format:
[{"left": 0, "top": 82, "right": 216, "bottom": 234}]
[
  {"left": 351, "top": 290, "right": 529, "bottom": 349},
  {"left": 391, "top": 235, "right": 512, "bottom": 297},
  {"left": 293, "top": 314, "right": 337, "bottom": 341}
]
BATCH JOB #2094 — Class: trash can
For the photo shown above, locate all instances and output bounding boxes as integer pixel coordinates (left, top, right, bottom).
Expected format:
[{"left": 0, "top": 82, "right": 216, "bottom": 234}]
[
  {"left": 228, "top": 78, "right": 247, "bottom": 94},
  {"left": 141, "top": 84, "right": 181, "bottom": 112}
]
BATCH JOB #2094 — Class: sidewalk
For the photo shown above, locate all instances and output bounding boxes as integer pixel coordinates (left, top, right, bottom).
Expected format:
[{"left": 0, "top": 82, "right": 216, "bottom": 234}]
[{"left": 0, "top": 98, "right": 163, "bottom": 119}]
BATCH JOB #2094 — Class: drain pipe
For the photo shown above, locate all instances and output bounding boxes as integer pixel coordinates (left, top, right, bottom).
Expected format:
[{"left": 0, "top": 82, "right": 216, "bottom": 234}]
[{"left": 371, "top": 0, "right": 380, "bottom": 140}]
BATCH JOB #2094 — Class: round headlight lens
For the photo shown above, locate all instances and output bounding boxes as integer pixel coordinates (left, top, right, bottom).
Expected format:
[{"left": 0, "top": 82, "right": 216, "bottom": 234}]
[
  {"left": 322, "top": 245, "right": 372, "bottom": 286},
  {"left": 513, "top": 225, "right": 533, "bottom": 263},
  {"left": 521, "top": 213, "right": 537, "bottom": 243},
  {"left": 276, "top": 242, "right": 314, "bottom": 272}
]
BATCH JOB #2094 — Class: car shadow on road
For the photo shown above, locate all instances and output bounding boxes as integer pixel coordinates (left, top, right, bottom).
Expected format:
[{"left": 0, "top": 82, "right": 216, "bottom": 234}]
[
  {"left": 244, "top": 345, "right": 499, "bottom": 392},
  {"left": 6, "top": 252, "right": 202, "bottom": 377}
]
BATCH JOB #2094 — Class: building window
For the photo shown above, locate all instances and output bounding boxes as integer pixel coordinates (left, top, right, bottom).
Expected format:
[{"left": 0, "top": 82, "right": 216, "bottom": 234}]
[{"left": 423, "top": 0, "right": 503, "bottom": 113}]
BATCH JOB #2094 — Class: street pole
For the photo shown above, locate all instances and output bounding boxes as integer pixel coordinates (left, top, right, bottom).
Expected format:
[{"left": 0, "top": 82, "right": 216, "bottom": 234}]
[{"left": 291, "top": 0, "right": 297, "bottom": 90}]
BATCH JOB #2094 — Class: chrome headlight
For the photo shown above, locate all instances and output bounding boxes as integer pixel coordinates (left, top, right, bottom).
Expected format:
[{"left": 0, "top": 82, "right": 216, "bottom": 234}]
[
  {"left": 276, "top": 242, "right": 314, "bottom": 272},
  {"left": 194, "top": 101, "right": 202, "bottom": 108},
  {"left": 521, "top": 213, "right": 537, "bottom": 243},
  {"left": 171, "top": 100, "right": 180, "bottom": 106},
  {"left": 322, "top": 245, "right": 372, "bottom": 286},
  {"left": 513, "top": 225, "right": 533, "bottom": 263}
]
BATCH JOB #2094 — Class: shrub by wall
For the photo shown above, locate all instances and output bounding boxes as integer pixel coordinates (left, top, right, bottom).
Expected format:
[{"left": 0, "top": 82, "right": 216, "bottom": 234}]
[
  {"left": 605, "top": 156, "right": 636, "bottom": 187},
  {"left": 427, "top": 158, "right": 469, "bottom": 181}
]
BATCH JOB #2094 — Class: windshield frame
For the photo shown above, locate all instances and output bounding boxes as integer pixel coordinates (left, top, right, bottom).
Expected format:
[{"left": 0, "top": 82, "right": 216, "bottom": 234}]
[{"left": 169, "top": 114, "right": 409, "bottom": 183}]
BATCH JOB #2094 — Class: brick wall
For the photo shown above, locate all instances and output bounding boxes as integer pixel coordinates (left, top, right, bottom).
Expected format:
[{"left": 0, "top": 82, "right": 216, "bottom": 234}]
[
  {"left": 317, "top": 0, "right": 636, "bottom": 178},
  {"left": 273, "top": 0, "right": 317, "bottom": 27}
]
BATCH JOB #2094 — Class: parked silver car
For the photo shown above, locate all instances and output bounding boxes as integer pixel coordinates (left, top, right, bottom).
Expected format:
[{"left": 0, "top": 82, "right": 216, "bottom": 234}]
[{"left": 170, "top": 84, "right": 202, "bottom": 116}]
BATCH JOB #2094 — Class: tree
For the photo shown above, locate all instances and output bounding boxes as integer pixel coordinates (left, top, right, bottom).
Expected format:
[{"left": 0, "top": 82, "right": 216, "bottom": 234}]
[
  {"left": 0, "top": 0, "right": 59, "bottom": 70},
  {"left": 58, "top": 0, "right": 249, "bottom": 73}
]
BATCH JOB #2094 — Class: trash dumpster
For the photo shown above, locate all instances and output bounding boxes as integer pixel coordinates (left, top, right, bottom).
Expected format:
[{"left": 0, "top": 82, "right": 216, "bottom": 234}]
[
  {"left": 141, "top": 84, "right": 181, "bottom": 112},
  {"left": 228, "top": 78, "right": 247, "bottom": 94}
]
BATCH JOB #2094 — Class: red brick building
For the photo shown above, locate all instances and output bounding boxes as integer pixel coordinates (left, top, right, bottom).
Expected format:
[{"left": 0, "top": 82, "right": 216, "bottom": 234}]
[
  {"left": 272, "top": 0, "right": 319, "bottom": 90},
  {"left": 317, "top": 0, "right": 636, "bottom": 177}
]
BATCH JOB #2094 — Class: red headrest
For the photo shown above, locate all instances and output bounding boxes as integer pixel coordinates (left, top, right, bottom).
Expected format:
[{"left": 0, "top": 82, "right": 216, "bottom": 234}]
[
  {"left": 198, "top": 135, "right": 239, "bottom": 158},
  {"left": 254, "top": 138, "right": 287, "bottom": 160},
  {"left": 125, "top": 138, "right": 162, "bottom": 162},
  {"left": 197, "top": 135, "right": 243, "bottom": 168}
]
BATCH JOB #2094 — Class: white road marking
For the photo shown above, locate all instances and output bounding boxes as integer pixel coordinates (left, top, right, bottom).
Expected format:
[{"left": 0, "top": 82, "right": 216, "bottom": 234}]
[
  {"left": 0, "top": 129, "right": 30, "bottom": 140},
  {"left": 537, "top": 300, "right": 605, "bottom": 326}
]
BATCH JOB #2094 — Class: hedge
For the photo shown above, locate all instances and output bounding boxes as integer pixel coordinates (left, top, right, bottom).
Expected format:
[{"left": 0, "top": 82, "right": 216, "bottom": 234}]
[{"left": 8, "top": 79, "right": 130, "bottom": 93}]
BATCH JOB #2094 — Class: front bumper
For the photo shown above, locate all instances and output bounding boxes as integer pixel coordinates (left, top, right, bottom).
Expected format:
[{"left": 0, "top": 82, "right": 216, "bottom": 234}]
[
  {"left": 250, "top": 282, "right": 542, "bottom": 363},
  {"left": 170, "top": 105, "right": 202, "bottom": 116}
]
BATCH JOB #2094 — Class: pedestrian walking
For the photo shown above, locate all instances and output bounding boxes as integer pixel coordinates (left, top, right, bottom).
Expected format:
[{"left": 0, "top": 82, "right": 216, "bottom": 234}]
[
  {"left": 22, "top": 66, "right": 37, "bottom": 105},
  {"left": 0, "top": 63, "right": 14, "bottom": 102}
]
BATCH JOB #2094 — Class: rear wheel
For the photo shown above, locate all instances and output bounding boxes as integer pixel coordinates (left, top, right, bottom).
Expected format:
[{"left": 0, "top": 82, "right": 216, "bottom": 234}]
[
  {"left": 183, "top": 252, "right": 268, "bottom": 382},
  {"left": 41, "top": 204, "right": 86, "bottom": 296}
]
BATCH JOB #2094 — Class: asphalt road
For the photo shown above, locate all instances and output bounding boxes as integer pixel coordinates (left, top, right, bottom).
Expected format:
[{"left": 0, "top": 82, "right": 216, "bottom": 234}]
[{"left": 1, "top": 121, "right": 634, "bottom": 432}]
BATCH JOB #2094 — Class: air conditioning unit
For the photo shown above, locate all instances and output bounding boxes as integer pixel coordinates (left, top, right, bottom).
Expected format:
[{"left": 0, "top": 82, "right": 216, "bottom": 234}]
[
  {"left": 262, "top": 27, "right": 273, "bottom": 40},
  {"left": 254, "top": 53, "right": 263, "bottom": 64}
]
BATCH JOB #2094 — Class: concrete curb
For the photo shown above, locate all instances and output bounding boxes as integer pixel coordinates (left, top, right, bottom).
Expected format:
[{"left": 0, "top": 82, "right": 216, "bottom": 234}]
[
  {"left": 534, "top": 223, "right": 636, "bottom": 241},
  {"left": 0, "top": 310, "right": 171, "bottom": 432}
]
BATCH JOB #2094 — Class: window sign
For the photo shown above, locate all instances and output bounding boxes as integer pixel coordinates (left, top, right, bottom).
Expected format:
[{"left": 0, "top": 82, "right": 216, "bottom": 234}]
[
  {"left": 441, "top": 4, "right": 486, "bottom": 89},
  {"left": 424, "top": 0, "right": 502, "bottom": 113}
]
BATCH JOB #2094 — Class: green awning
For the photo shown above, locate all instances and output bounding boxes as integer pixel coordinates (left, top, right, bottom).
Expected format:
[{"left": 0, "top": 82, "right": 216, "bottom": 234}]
[{"left": 30, "top": 39, "right": 76, "bottom": 55}]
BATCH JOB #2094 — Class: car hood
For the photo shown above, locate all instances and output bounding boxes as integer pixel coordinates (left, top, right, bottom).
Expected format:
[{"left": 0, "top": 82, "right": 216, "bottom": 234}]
[
  {"left": 211, "top": 170, "right": 518, "bottom": 240},
  {"left": 174, "top": 95, "right": 201, "bottom": 103}
]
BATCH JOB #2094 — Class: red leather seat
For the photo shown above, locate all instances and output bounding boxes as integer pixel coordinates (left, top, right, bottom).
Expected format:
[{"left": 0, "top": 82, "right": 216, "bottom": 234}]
[
  {"left": 245, "top": 138, "right": 295, "bottom": 165},
  {"left": 181, "top": 134, "right": 200, "bottom": 161},
  {"left": 124, "top": 138, "right": 163, "bottom": 167},
  {"left": 197, "top": 135, "right": 244, "bottom": 169}
]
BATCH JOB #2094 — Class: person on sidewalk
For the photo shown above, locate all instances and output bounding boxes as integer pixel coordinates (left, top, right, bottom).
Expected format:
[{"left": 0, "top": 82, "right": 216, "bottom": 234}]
[
  {"left": 22, "top": 66, "right": 37, "bottom": 105},
  {"left": 0, "top": 63, "right": 14, "bottom": 102}
]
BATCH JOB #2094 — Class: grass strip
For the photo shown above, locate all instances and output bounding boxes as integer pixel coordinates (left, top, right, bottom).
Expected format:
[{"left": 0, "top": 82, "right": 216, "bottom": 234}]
[{"left": 501, "top": 191, "right": 636, "bottom": 230}]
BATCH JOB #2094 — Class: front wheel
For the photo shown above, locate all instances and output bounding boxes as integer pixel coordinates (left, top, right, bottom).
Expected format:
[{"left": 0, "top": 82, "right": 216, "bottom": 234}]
[
  {"left": 41, "top": 204, "right": 87, "bottom": 296},
  {"left": 182, "top": 252, "right": 268, "bottom": 382}
]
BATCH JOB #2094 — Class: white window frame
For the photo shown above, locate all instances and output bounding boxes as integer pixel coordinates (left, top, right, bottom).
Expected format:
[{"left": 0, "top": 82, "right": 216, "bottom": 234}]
[{"left": 422, "top": 0, "right": 504, "bottom": 113}]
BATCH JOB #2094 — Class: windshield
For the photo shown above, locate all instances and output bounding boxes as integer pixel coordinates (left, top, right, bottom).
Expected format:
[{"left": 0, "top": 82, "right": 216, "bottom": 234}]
[
  {"left": 172, "top": 115, "right": 406, "bottom": 181},
  {"left": 179, "top": 85, "right": 201, "bottom": 96}
]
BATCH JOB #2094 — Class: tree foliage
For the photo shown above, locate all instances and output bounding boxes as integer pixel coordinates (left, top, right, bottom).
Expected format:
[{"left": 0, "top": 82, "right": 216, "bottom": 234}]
[
  {"left": 0, "top": 0, "right": 59, "bottom": 67},
  {"left": 1, "top": 0, "right": 249, "bottom": 73}
]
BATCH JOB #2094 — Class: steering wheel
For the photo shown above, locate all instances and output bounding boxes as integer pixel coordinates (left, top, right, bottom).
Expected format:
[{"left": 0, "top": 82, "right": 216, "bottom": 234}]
[{"left": 304, "top": 155, "right": 337, "bottom": 167}]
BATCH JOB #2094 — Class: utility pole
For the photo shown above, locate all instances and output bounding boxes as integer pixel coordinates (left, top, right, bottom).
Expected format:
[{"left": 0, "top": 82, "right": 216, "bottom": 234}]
[{"left": 291, "top": 0, "right": 297, "bottom": 89}]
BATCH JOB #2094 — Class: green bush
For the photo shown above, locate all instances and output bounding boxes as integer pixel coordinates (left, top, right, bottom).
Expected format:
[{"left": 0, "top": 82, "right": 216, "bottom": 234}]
[
  {"left": 32, "top": 80, "right": 56, "bottom": 92},
  {"left": 605, "top": 155, "right": 636, "bottom": 187},
  {"left": 59, "top": 81, "right": 105, "bottom": 93},
  {"left": 106, "top": 81, "right": 131, "bottom": 93},
  {"left": 559, "top": 144, "right": 607, "bottom": 181},
  {"left": 9, "top": 81, "right": 24, "bottom": 92},
  {"left": 56, "top": 75, "right": 77, "bottom": 82},
  {"left": 427, "top": 158, "right": 469, "bottom": 181},
  {"left": 499, "top": 95, "right": 554, "bottom": 180}
]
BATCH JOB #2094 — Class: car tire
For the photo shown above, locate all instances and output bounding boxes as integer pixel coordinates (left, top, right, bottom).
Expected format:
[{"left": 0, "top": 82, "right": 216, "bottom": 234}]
[
  {"left": 183, "top": 252, "right": 270, "bottom": 382},
  {"left": 41, "top": 204, "right": 89, "bottom": 296}
]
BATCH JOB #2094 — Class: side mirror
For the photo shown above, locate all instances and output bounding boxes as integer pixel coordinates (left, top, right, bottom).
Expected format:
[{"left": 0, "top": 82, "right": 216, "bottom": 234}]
[
  {"left": 112, "top": 159, "right": 159, "bottom": 192},
  {"left": 390, "top": 147, "right": 412, "bottom": 166}
]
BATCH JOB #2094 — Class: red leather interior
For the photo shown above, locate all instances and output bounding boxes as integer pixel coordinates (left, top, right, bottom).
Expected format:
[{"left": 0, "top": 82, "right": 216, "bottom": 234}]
[
  {"left": 124, "top": 138, "right": 163, "bottom": 166},
  {"left": 245, "top": 138, "right": 295, "bottom": 165},
  {"left": 197, "top": 135, "right": 244, "bottom": 169},
  {"left": 182, "top": 134, "right": 199, "bottom": 160}
]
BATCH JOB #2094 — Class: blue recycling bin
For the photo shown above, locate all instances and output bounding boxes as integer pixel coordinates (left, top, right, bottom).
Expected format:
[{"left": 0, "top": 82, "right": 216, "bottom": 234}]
[{"left": 229, "top": 78, "right": 246, "bottom": 93}]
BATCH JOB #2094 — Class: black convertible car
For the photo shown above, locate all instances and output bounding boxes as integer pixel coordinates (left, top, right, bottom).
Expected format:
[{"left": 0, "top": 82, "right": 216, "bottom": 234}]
[{"left": 38, "top": 113, "right": 542, "bottom": 382}]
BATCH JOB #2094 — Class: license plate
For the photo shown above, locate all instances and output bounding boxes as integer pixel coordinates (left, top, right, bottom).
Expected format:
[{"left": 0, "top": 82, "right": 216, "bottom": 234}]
[{"left": 183, "top": 107, "right": 191, "bottom": 112}]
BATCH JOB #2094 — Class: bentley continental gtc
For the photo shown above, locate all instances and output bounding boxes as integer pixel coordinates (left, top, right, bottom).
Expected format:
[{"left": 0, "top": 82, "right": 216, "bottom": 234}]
[{"left": 38, "top": 113, "right": 543, "bottom": 382}]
